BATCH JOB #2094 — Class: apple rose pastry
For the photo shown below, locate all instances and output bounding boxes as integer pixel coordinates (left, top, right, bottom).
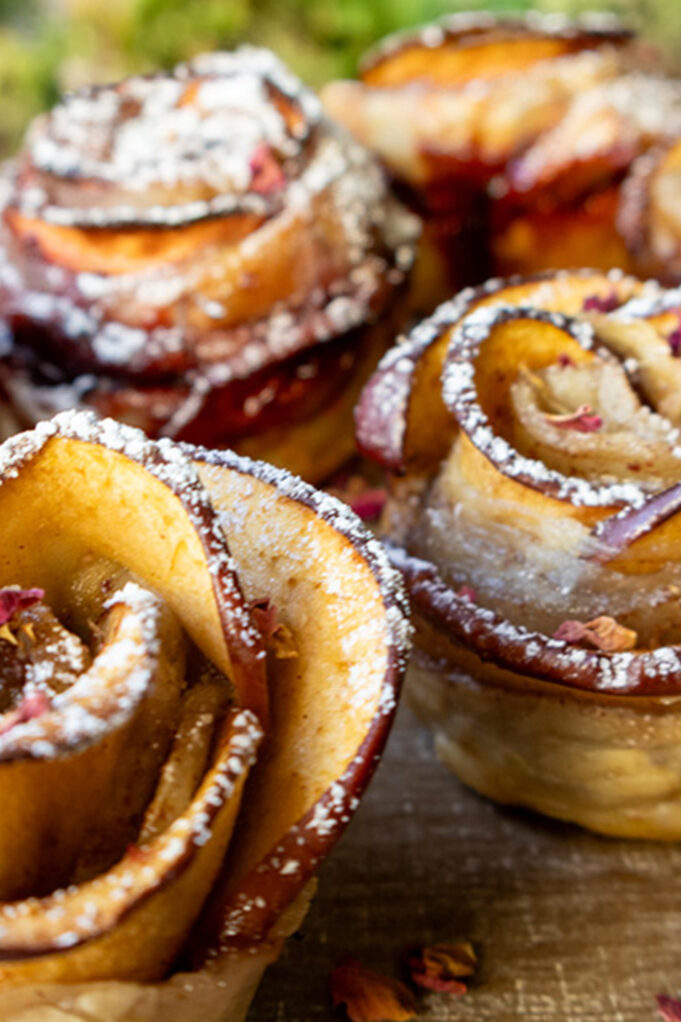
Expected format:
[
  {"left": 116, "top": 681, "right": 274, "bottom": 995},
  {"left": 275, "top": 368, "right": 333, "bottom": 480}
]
[
  {"left": 0, "top": 410, "right": 409, "bottom": 1020},
  {"left": 356, "top": 267, "right": 681, "bottom": 839},
  {"left": 322, "top": 14, "right": 681, "bottom": 307},
  {"left": 0, "top": 49, "right": 417, "bottom": 483}
]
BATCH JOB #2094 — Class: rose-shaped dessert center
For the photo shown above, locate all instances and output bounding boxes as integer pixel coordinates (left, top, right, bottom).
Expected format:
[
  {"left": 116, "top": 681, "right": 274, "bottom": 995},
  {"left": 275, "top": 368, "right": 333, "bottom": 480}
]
[
  {"left": 0, "top": 564, "right": 250, "bottom": 907},
  {"left": 16, "top": 50, "right": 313, "bottom": 229}
]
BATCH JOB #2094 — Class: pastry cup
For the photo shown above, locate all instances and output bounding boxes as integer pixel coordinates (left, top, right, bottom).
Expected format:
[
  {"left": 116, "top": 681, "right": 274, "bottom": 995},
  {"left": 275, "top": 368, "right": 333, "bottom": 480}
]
[
  {"left": 0, "top": 411, "right": 409, "bottom": 1016},
  {"left": 0, "top": 49, "right": 418, "bottom": 482},
  {"left": 322, "top": 13, "right": 681, "bottom": 300},
  {"left": 357, "top": 267, "right": 681, "bottom": 838}
]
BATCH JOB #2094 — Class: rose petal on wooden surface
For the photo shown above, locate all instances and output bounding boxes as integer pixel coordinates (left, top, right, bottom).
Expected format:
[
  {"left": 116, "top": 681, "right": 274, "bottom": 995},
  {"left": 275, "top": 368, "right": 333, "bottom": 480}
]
[
  {"left": 407, "top": 942, "right": 477, "bottom": 996},
  {"left": 331, "top": 957, "right": 418, "bottom": 1022},
  {"left": 657, "top": 994, "right": 681, "bottom": 1021}
]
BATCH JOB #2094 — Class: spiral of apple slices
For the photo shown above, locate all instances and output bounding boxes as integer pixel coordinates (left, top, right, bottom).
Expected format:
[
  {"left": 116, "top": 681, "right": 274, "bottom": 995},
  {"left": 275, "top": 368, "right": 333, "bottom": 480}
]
[
  {"left": 0, "top": 48, "right": 417, "bottom": 482},
  {"left": 357, "top": 268, "right": 681, "bottom": 838},
  {"left": 322, "top": 13, "right": 681, "bottom": 307},
  {"left": 0, "top": 410, "right": 409, "bottom": 1019}
]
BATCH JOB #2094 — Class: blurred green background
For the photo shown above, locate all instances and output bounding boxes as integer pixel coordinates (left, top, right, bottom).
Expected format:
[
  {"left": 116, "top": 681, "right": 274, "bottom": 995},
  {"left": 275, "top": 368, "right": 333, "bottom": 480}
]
[{"left": 0, "top": 0, "right": 678, "bottom": 156}]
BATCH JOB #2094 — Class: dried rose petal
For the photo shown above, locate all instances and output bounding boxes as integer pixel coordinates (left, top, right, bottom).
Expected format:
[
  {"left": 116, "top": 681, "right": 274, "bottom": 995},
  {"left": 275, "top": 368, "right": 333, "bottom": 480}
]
[
  {"left": 407, "top": 942, "right": 477, "bottom": 996},
  {"left": 667, "top": 328, "right": 681, "bottom": 357},
  {"left": 347, "top": 488, "right": 388, "bottom": 522},
  {"left": 553, "top": 615, "right": 637, "bottom": 652},
  {"left": 248, "top": 598, "right": 298, "bottom": 659},
  {"left": 249, "top": 598, "right": 280, "bottom": 642},
  {"left": 557, "top": 353, "right": 576, "bottom": 367},
  {"left": 544, "top": 404, "right": 603, "bottom": 433},
  {"left": 249, "top": 143, "right": 286, "bottom": 194},
  {"left": 331, "top": 957, "right": 418, "bottom": 1022},
  {"left": 0, "top": 587, "right": 44, "bottom": 627},
  {"left": 0, "top": 691, "right": 51, "bottom": 737},
  {"left": 582, "top": 292, "right": 619, "bottom": 313},
  {"left": 327, "top": 473, "right": 388, "bottom": 522},
  {"left": 457, "top": 586, "right": 477, "bottom": 603},
  {"left": 657, "top": 994, "right": 681, "bottom": 1021}
]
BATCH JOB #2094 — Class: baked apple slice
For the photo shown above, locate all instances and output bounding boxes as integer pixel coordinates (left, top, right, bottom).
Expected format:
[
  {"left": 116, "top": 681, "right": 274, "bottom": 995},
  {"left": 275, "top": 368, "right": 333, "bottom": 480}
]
[
  {"left": 322, "top": 13, "right": 638, "bottom": 300},
  {"left": 359, "top": 13, "right": 633, "bottom": 88},
  {"left": 619, "top": 137, "right": 681, "bottom": 283},
  {"left": 358, "top": 268, "right": 681, "bottom": 839},
  {"left": 490, "top": 189, "right": 633, "bottom": 277},
  {"left": 0, "top": 411, "right": 409, "bottom": 1018},
  {"left": 355, "top": 268, "right": 649, "bottom": 474},
  {"left": 324, "top": 12, "right": 681, "bottom": 300},
  {"left": 324, "top": 13, "right": 632, "bottom": 186}
]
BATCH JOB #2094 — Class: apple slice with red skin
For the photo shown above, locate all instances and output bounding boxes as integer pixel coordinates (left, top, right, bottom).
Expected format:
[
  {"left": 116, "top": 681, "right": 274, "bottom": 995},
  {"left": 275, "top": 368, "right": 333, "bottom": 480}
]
[
  {"left": 0, "top": 708, "right": 263, "bottom": 985},
  {"left": 187, "top": 445, "right": 410, "bottom": 956},
  {"left": 323, "top": 14, "right": 632, "bottom": 196},
  {"left": 0, "top": 49, "right": 417, "bottom": 488},
  {"left": 0, "top": 411, "right": 267, "bottom": 722},
  {"left": 355, "top": 268, "right": 646, "bottom": 475},
  {"left": 590, "top": 481, "right": 681, "bottom": 570},
  {"left": 0, "top": 411, "right": 267, "bottom": 982},
  {"left": 359, "top": 13, "right": 632, "bottom": 89},
  {"left": 387, "top": 542, "right": 681, "bottom": 697},
  {"left": 0, "top": 584, "right": 187, "bottom": 902}
]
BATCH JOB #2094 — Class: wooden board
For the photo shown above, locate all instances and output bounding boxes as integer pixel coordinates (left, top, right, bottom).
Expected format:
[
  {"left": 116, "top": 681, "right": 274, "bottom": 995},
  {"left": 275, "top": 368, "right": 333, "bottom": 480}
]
[{"left": 251, "top": 702, "right": 681, "bottom": 1021}]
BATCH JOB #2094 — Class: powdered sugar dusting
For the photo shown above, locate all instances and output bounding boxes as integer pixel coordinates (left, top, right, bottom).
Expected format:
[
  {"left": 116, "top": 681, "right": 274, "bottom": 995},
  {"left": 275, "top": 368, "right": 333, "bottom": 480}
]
[
  {"left": 0, "top": 48, "right": 417, "bottom": 442},
  {"left": 0, "top": 709, "right": 262, "bottom": 952},
  {"left": 0, "top": 411, "right": 264, "bottom": 666},
  {"left": 441, "top": 303, "right": 648, "bottom": 507},
  {"left": 392, "top": 546, "right": 681, "bottom": 696},
  {"left": 0, "top": 581, "right": 161, "bottom": 760},
  {"left": 22, "top": 48, "right": 320, "bottom": 226},
  {"left": 191, "top": 442, "right": 411, "bottom": 679},
  {"left": 361, "top": 267, "right": 681, "bottom": 696},
  {"left": 189, "top": 444, "right": 410, "bottom": 952}
]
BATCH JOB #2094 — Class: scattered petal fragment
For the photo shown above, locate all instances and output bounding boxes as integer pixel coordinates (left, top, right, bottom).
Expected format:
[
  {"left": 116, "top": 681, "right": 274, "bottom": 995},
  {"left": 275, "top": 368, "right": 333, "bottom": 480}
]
[
  {"left": 657, "top": 994, "right": 681, "bottom": 1021},
  {"left": 407, "top": 942, "right": 477, "bottom": 996},
  {"left": 331, "top": 957, "right": 418, "bottom": 1022},
  {"left": 249, "top": 143, "right": 286, "bottom": 194},
  {"left": 248, "top": 598, "right": 298, "bottom": 659},
  {"left": 582, "top": 292, "right": 619, "bottom": 313},
  {"left": 553, "top": 615, "right": 637, "bottom": 652},
  {"left": 543, "top": 405, "right": 603, "bottom": 432}
]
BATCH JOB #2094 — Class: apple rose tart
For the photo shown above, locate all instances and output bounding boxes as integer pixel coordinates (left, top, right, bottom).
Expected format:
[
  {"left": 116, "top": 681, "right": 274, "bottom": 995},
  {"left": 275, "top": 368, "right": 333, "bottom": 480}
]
[
  {"left": 0, "top": 49, "right": 418, "bottom": 483},
  {"left": 0, "top": 410, "right": 409, "bottom": 1019},
  {"left": 356, "top": 267, "right": 681, "bottom": 839},
  {"left": 322, "top": 14, "right": 681, "bottom": 308}
]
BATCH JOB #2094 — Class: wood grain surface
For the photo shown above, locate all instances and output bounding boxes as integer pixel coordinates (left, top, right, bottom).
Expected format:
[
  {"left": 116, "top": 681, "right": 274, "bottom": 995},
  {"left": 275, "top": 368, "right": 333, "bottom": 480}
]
[{"left": 251, "top": 702, "right": 681, "bottom": 1022}]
